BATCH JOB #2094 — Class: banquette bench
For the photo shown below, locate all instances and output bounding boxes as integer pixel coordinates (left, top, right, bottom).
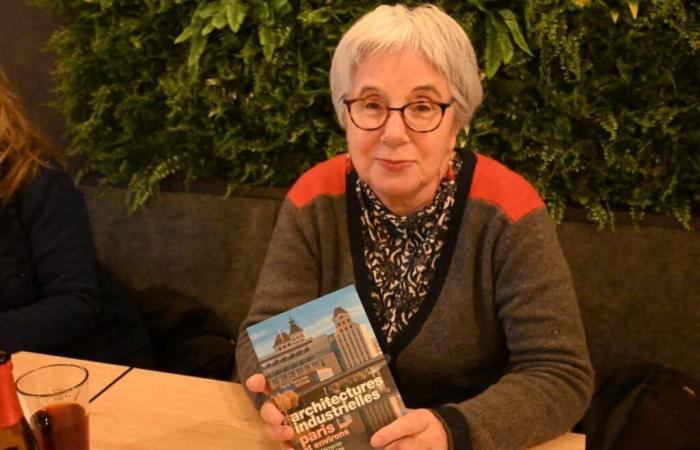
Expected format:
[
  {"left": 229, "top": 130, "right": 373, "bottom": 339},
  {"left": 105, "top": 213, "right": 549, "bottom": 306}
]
[{"left": 80, "top": 182, "right": 700, "bottom": 385}]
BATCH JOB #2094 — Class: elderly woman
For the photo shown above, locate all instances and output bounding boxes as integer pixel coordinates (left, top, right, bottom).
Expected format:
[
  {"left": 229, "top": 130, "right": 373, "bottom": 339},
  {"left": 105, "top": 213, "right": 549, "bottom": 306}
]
[
  {"left": 235, "top": 4, "right": 593, "bottom": 450},
  {"left": 0, "top": 67, "right": 151, "bottom": 365}
]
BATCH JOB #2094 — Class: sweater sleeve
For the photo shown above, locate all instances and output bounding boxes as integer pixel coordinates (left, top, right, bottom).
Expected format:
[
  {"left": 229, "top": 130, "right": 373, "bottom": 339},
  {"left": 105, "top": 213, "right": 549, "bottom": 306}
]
[
  {"left": 436, "top": 209, "right": 594, "bottom": 450},
  {"left": 235, "top": 199, "right": 322, "bottom": 407},
  {"left": 0, "top": 167, "right": 102, "bottom": 353}
]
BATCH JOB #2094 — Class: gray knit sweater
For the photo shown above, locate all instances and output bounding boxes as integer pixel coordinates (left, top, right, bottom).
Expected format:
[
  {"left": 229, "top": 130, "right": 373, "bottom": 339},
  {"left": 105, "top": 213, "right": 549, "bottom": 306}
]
[{"left": 236, "top": 150, "right": 594, "bottom": 450}]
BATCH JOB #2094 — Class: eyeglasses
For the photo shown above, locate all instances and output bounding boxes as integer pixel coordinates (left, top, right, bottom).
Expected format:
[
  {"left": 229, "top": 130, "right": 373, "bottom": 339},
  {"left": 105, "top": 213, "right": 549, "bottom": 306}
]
[{"left": 342, "top": 98, "right": 452, "bottom": 133}]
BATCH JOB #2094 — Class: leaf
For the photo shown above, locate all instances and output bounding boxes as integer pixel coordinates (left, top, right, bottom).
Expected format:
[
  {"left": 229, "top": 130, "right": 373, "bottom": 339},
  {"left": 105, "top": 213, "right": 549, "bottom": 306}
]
[
  {"left": 195, "top": 2, "right": 219, "bottom": 19},
  {"left": 202, "top": 22, "right": 216, "bottom": 36},
  {"left": 224, "top": 0, "right": 247, "bottom": 33},
  {"left": 610, "top": 9, "right": 620, "bottom": 23},
  {"left": 467, "top": 0, "right": 486, "bottom": 12},
  {"left": 628, "top": 0, "right": 639, "bottom": 19},
  {"left": 491, "top": 14, "right": 514, "bottom": 66},
  {"left": 484, "top": 17, "right": 501, "bottom": 78},
  {"left": 597, "top": 111, "right": 618, "bottom": 141},
  {"left": 297, "top": 7, "right": 332, "bottom": 26},
  {"left": 187, "top": 32, "right": 208, "bottom": 70},
  {"left": 498, "top": 30, "right": 514, "bottom": 65},
  {"left": 258, "top": 25, "right": 276, "bottom": 62},
  {"left": 270, "top": 0, "right": 292, "bottom": 15},
  {"left": 498, "top": 9, "right": 533, "bottom": 57},
  {"left": 174, "top": 23, "right": 197, "bottom": 44},
  {"left": 211, "top": 9, "right": 228, "bottom": 30},
  {"left": 249, "top": 0, "right": 271, "bottom": 23}
]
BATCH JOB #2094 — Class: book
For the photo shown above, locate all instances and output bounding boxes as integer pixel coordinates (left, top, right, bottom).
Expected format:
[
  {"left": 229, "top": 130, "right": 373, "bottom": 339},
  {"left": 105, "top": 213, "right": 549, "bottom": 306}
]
[{"left": 247, "top": 285, "right": 406, "bottom": 450}]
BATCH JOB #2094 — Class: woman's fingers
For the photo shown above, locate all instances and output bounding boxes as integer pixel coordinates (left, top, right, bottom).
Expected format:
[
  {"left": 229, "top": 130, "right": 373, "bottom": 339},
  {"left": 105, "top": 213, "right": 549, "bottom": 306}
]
[
  {"left": 260, "top": 400, "right": 286, "bottom": 425},
  {"left": 245, "top": 375, "right": 295, "bottom": 446},
  {"left": 245, "top": 373, "right": 272, "bottom": 395},
  {"left": 370, "top": 411, "right": 427, "bottom": 448},
  {"left": 261, "top": 400, "right": 294, "bottom": 443},
  {"left": 263, "top": 421, "right": 294, "bottom": 441},
  {"left": 370, "top": 409, "right": 447, "bottom": 450}
]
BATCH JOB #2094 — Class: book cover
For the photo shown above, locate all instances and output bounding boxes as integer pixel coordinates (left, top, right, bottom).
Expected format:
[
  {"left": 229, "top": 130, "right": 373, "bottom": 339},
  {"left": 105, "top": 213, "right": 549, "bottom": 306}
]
[{"left": 247, "top": 285, "right": 406, "bottom": 450}]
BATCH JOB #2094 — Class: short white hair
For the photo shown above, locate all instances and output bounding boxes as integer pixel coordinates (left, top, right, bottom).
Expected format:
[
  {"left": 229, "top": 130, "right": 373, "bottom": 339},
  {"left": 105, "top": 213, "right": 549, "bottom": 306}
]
[{"left": 330, "top": 4, "right": 483, "bottom": 131}]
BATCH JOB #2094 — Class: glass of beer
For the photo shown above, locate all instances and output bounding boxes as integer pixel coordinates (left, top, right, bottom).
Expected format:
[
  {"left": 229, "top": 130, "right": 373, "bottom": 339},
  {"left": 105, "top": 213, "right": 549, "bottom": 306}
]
[{"left": 15, "top": 364, "right": 90, "bottom": 450}]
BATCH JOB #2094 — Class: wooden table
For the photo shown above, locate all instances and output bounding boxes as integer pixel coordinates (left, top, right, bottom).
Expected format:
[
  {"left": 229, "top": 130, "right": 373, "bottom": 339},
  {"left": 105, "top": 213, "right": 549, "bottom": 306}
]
[
  {"left": 91, "top": 368, "right": 273, "bottom": 449},
  {"left": 11, "top": 351, "right": 130, "bottom": 402},
  {"left": 12, "top": 352, "right": 584, "bottom": 449}
]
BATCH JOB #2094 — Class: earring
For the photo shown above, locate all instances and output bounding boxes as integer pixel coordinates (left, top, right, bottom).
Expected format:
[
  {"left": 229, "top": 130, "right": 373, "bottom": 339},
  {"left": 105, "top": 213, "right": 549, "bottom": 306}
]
[
  {"left": 445, "top": 163, "right": 456, "bottom": 181},
  {"left": 345, "top": 154, "right": 354, "bottom": 174}
]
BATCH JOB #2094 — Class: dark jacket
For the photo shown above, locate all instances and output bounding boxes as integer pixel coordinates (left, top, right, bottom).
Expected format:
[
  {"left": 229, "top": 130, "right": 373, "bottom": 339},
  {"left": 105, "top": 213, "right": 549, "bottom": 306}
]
[{"left": 0, "top": 164, "right": 150, "bottom": 363}]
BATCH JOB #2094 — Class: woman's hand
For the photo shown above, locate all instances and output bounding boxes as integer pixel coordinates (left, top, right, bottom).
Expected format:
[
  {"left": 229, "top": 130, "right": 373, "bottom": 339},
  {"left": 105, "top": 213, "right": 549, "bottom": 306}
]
[
  {"left": 245, "top": 373, "right": 295, "bottom": 450},
  {"left": 370, "top": 409, "right": 448, "bottom": 450}
]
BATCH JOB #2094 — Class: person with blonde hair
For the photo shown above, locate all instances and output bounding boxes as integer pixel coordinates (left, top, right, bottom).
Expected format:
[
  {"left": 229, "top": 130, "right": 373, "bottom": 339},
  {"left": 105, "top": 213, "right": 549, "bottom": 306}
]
[
  {"left": 0, "top": 67, "right": 151, "bottom": 364},
  {"left": 236, "top": 4, "right": 593, "bottom": 449}
]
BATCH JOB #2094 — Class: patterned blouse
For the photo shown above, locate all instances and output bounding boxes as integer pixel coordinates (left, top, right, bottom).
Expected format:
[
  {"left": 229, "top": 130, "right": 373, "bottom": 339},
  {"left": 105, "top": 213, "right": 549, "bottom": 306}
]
[{"left": 355, "top": 153, "right": 462, "bottom": 345}]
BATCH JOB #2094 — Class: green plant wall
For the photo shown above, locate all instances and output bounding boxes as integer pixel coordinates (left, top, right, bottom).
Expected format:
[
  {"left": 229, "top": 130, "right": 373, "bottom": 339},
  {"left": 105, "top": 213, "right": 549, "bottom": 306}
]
[{"left": 36, "top": 0, "right": 699, "bottom": 228}]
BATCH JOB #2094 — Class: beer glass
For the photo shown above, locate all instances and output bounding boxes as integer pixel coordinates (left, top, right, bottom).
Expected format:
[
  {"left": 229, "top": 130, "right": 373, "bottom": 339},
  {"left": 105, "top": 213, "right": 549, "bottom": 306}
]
[{"left": 15, "top": 364, "right": 90, "bottom": 450}]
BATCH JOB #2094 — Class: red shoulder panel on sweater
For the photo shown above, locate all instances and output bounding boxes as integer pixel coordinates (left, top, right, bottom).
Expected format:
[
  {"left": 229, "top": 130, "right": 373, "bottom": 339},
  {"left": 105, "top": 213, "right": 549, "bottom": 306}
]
[
  {"left": 287, "top": 154, "right": 347, "bottom": 208},
  {"left": 470, "top": 153, "right": 545, "bottom": 222}
]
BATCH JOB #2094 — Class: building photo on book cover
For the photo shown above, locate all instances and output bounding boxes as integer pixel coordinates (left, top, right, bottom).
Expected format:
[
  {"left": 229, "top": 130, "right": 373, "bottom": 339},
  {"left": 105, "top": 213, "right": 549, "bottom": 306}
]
[{"left": 247, "top": 285, "right": 406, "bottom": 450}]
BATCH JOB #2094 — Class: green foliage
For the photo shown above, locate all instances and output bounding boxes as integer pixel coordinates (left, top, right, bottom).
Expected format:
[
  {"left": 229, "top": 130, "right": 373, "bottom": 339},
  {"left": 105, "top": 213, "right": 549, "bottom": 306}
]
[
  {"left": 34, "top": 0, "right": 698, "bottom": 227},
  {"left": 474, "top": 0, "right": 699, "bottom": 228}
]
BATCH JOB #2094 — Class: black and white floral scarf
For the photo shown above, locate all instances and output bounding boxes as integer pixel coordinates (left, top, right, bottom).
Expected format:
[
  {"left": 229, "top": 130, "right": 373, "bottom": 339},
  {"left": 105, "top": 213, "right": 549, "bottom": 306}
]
[{"left": 356, "top": 153, "right": 462, "bottom": 345}]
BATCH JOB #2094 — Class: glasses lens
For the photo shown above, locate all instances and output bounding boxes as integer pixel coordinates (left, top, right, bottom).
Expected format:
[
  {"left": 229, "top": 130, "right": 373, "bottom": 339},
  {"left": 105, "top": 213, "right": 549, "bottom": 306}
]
[
  {"left": 349, "top": 100, "right": 387, "bottom": 130},
  {"left": 405, "top": 102, "right": 442, "bottom": 132}
]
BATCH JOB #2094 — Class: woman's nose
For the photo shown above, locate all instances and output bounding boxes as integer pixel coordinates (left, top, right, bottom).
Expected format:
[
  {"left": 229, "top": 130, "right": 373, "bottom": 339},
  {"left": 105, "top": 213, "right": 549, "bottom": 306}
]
[{"left": 380, "top": 110, "right": 410, "bottom": 146}]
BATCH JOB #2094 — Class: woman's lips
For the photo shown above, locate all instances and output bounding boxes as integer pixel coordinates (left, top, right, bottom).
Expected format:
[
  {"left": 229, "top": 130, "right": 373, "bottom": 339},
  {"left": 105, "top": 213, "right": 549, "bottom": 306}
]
[{"left": 376, "top": 158, "right": 412, "bottom": 172}]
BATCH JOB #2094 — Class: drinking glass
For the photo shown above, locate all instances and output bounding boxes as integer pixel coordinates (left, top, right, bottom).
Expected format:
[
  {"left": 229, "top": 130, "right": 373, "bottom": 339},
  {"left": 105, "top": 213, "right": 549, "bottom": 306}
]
[{"left": 15, "top": 364, "right": 90, "bottom": 450}]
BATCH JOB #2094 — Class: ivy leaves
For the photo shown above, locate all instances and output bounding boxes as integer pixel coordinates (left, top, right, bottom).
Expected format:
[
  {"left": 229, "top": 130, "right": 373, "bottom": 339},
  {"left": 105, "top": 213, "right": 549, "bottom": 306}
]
[
  {"left": 175, "top": 0, "right": 292, "bottom": 72},
  {"left": 34, "top": 0, "right": 699, "bottom": 226},
  {"left": 466, "top": 0, "right": 533, "bottom": 78}
]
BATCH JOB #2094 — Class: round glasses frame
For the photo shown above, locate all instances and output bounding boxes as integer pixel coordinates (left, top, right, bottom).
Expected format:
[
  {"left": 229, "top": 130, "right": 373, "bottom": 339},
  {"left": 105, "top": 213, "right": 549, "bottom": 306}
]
[{"left": 342, "top": 98, "right": 452, "bottom": 133}]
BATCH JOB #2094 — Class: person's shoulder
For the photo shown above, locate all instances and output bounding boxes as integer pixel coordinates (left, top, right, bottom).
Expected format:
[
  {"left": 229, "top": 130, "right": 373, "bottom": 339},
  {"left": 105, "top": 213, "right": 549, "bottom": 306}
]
[
  {"left": 16, "top": 162, "right": 85, "bottom": 221},
  {"left": 287, "top": 154, "right": 347, "bottom": 209},
  {"left": 20, "top": 162, "right": 74, "bottom": 200},
  {"left": 469, "top": 152, "right": 545, "bottom": 223},
  {"left": 39, "top": 162, "right": 73, "bottom": 185},
  {"left": 15, "top": 162, "right": 88, "bottom": 232}
]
